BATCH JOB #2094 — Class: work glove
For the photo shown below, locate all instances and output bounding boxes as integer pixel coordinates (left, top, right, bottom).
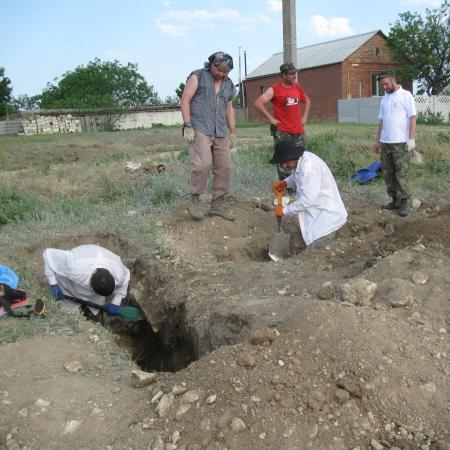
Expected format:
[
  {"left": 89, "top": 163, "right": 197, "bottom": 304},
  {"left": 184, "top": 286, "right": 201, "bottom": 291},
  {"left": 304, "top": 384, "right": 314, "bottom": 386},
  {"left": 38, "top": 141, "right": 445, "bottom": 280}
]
[
  {"left": 274, "top": 205, "right": 284, "bottom": 217},
  {"left": 104, "top": 303, "right": 120, "bottom": 316},
  {"left": 407, "top": 139, "right": 416, "bottom": 151},
  {"left": 271, "top": 180, "right": 287, "bottom": 195},
  {"left": 50, "top": 284, "right": 64, "bottom": 300},
  {"left": 183, "top": 123, "right": 195, "bottom": 144},
  {"left": 229, "top": 133, "right": 237, "bottom": 150}
]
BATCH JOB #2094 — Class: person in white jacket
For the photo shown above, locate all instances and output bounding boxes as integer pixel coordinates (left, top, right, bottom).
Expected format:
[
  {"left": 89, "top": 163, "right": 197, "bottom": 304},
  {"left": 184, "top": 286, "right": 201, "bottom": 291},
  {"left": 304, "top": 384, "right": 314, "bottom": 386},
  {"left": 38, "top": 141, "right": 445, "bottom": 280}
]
[
  {"left": 270, "top": 141, "right": 348, "bottom": 248},
  {"left": 43, "top": 244, "right": 130, "bottom": 316}
]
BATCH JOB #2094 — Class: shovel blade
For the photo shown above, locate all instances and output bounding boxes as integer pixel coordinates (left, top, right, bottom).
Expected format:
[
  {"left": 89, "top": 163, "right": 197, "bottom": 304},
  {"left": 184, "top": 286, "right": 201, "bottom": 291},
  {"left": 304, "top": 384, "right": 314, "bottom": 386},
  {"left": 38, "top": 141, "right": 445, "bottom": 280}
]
[{"left": 269, "top": 230, "right": 290, "bottom": 261}]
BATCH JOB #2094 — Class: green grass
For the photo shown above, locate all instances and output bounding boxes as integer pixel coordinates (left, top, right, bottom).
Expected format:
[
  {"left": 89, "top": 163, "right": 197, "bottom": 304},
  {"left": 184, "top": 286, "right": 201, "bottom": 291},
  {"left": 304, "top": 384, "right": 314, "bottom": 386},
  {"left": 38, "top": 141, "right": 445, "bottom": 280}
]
[{"left": 0, "top": 123, "right": 448, "bottom": 343}]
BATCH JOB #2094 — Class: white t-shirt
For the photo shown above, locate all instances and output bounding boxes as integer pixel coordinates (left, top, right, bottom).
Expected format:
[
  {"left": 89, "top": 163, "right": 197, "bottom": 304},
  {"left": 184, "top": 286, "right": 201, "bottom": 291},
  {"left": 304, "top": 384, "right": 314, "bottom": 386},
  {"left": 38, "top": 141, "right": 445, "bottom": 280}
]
[{"left": 378, "top": 86, "right": 416, "bottom": 143}]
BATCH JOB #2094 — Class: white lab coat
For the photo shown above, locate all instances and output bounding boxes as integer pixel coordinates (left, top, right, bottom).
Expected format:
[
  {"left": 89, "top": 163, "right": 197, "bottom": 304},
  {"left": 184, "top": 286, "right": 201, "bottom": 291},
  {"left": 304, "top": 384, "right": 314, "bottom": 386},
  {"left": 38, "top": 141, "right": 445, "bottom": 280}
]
[
  {"left": 43, "top": 244, "right": 130, "bottom": 314},
  {"left": 283, "top": 151, "right": 347, "bottom": 246}
]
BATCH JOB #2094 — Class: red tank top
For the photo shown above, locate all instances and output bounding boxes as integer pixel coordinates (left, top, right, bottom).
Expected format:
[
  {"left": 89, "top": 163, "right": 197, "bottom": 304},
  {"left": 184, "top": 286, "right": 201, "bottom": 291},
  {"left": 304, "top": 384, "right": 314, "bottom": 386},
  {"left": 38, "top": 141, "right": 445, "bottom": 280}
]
[{"left": 271, "top": 82, "right": 308, "bottom": 134}]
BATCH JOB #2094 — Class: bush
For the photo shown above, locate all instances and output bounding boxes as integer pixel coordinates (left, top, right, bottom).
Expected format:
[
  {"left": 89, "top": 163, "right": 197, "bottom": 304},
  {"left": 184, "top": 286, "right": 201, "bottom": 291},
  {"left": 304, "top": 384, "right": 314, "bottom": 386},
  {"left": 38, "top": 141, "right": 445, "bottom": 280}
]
[{"left": 417, "top": 111, "right": 445, "bottom": 125}]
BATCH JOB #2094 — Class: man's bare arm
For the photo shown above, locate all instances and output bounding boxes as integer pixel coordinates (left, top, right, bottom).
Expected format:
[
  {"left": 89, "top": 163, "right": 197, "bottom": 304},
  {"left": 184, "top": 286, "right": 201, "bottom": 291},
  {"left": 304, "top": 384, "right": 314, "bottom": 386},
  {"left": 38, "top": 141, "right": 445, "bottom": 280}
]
[
  {"left": 302, "top": 94, "right": 311, "bottom": 125},
  {"left": 254, "top": 87, "right": 280, "bottom": 126},
  {"left": 180, "top": 74, "right": 198, "bottom": 124},
  {"left": 226, "top": 100, "right": 236, "bottom": 135}
]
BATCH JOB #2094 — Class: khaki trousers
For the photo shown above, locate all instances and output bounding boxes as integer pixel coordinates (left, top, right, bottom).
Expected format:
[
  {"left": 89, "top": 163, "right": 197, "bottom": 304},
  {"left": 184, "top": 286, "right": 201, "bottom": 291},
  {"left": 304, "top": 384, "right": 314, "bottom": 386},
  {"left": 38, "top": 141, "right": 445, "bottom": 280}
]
[{"left": 189, "top": 130, "right": 231, "bottom": 202}]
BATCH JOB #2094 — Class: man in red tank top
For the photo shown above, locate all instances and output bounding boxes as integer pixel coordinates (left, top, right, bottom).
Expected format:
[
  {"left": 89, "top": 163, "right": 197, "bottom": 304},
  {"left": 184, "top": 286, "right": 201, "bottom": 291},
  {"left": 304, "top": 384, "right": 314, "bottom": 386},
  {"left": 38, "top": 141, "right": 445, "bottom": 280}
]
[{"left": 255, "top": 63, "right": 311, "bottom": 180}]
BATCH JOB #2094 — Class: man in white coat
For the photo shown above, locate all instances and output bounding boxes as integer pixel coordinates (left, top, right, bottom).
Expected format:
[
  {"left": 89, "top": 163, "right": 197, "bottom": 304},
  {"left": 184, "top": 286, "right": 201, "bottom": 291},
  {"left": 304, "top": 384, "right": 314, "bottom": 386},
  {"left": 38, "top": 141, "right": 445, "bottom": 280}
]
[
  {"left": 43, "top": 244, "right": 130, "bottom": 316},
  {"left": 270, "top": 141, "right": 347, "bottom": 249}
]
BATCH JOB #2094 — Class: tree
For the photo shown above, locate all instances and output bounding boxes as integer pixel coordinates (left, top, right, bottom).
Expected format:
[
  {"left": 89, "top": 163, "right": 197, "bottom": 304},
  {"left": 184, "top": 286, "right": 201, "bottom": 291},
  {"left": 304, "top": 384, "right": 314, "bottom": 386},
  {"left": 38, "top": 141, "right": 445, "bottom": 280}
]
[
  {"left": 0, "top": 67, "right": 13, "bottom": 117},
  {"left": 175, "top": 82, "right": 185, "bottom": 100},
  {"left": 388, "top": 1, "right": 450, "bottom": 95},
  {"left": 164, "top": 83, "right": 186, "bottom": 106},
  {"left": 39, "top": 58, "right": 160, "bottom": 109},
  {"left": 12, "top": 94, "right": 41, "bottom": 111}
]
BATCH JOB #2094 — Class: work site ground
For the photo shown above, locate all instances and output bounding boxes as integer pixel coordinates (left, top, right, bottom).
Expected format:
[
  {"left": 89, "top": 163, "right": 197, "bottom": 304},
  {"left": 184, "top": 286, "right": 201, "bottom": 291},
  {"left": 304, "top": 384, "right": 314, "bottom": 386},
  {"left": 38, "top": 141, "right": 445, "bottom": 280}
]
[{"left": 0, "top": 124, "right": 449, "bottom": 450}]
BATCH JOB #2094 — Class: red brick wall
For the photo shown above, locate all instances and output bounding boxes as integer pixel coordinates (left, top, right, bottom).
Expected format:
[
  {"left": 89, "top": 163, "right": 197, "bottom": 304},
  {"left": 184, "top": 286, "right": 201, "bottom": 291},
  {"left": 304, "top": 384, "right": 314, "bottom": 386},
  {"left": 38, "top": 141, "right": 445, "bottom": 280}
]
[
  {"left": 342, "top": 33, "right": 413, "bottom": 98},
  {"left": 245, "top": 32, "right": 412, "bottom": 123}
]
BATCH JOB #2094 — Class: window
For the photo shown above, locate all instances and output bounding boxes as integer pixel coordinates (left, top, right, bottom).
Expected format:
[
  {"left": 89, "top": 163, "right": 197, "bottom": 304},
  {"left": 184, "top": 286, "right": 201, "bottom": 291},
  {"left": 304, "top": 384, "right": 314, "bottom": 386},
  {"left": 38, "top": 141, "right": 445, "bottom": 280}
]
[
  {"left": 260, "top": 86, "right": 265, "bottom": 94},
  {"left": 375, "top": 48, "right": 380, "bottom": 57},
  {"left": 372, "top": 73, "right": 382, "bottom": 96}
]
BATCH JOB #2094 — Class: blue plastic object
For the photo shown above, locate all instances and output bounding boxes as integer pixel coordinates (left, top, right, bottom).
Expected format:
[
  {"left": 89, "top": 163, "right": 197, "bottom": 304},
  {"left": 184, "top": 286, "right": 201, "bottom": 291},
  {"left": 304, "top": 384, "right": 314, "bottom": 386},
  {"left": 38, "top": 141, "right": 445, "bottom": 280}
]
[
  {"left": 50, "top": 284, "right": 64, "bottom": 299},
  {"left": 352, "top": 160, "right": 382, "bottom": 184},
  {"left": 104, "top": 303, "right": 120, "bottom": 316},
  {"left": 0, "top": 265, "right": 19, "bottom": 289}
]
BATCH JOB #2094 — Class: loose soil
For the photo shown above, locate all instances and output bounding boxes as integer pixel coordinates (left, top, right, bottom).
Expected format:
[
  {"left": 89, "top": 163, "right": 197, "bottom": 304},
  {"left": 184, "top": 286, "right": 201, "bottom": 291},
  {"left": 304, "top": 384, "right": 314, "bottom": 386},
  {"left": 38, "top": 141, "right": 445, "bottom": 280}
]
[{"left": 1, "top": 193, "right": 449, "bottom": 450}]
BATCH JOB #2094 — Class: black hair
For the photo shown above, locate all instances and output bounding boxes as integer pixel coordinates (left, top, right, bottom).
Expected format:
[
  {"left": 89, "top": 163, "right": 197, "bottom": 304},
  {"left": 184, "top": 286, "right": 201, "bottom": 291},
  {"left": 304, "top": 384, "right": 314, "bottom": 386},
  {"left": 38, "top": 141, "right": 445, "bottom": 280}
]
[{"left": 90, "top": 269, "right": 115, "bottom": 297}]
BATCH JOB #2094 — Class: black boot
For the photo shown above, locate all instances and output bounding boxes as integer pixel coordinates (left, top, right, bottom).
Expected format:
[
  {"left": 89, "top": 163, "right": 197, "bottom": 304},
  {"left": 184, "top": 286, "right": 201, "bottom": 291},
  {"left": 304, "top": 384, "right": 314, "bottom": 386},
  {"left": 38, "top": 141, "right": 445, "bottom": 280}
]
[
  {"left": 382, "top": 197, "right": 399, "bottom": 210},
  {"left": 397, "top": 199, "right": 409, "bottom": 217}
]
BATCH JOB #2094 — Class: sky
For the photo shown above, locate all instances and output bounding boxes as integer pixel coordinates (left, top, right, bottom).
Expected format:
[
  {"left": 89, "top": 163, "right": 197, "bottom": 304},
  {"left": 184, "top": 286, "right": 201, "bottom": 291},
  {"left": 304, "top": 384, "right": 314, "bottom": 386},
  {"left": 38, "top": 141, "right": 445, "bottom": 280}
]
[{"left": 0, "top": 0, "right": 442, "bottom": 100}]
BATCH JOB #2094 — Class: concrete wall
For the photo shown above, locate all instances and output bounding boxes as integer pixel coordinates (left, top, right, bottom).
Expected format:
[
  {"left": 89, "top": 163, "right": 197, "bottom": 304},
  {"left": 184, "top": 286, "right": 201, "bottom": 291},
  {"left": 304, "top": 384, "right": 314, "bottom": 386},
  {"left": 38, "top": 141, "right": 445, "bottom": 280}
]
[
  {"left": 338, "top": 95, "right": 450, "bottom": 124},
  {"left": 114, "top": 109, "right": 182, "bottom": 130},
  {"left": 0, "top": 107, "right": 184, "bottom": 136}
]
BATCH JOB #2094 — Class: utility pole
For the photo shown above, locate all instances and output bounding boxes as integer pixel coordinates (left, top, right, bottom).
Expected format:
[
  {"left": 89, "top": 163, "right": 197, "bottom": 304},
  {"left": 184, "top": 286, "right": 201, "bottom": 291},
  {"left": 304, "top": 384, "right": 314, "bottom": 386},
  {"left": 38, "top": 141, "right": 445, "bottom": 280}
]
[
  {"left": 243, "top": 51, "right": 247, "bottom": 108},
  {"left": 238, "top": 46, "right": 243, "bottom": 107},
  {"left": 282, "top": 0, "right": 297, "bottom": 67}
]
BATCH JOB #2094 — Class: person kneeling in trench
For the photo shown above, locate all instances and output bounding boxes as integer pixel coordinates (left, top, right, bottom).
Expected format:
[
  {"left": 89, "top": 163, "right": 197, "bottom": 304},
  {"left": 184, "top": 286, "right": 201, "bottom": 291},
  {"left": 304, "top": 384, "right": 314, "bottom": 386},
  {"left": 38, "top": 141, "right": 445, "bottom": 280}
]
[
  {"left": 42, "top": 244, "right": 130, "bottom": 318},
  {"left": 270, "top": 140, "right": 348, "bottom": 249}
]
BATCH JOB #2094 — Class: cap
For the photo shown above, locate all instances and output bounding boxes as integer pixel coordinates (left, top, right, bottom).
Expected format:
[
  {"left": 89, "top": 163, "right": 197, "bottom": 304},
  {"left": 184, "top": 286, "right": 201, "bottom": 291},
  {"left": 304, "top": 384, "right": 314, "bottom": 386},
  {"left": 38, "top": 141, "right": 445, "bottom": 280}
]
[
  {"left": 280, "top": 62, "right": 297, "bottom": 74},
  {"left": 377, "top": 71, "right": 395, "bottom": 81},
  {"left": 268, "top": 140, "right": 305, "bottom": 165}
]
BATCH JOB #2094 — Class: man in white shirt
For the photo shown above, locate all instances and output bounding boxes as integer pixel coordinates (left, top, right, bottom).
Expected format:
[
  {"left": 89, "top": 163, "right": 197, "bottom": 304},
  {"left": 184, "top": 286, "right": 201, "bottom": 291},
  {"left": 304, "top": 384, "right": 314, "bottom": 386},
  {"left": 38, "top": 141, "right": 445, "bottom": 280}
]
[
  {"left": 43, "top": 244, "right": 130, "bottom": 316},
  {"left": 271, "top": 141, "right": 348, "bottom": 249},
  {"left": 373, "top": 72, "right": 416, "bottom": 217}
]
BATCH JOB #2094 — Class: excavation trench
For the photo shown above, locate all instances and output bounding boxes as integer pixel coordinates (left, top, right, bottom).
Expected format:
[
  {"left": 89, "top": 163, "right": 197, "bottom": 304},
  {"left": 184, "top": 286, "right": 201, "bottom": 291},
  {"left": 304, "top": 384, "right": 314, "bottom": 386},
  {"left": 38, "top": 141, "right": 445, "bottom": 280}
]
[
  {"left": 116, "top": 304, "right": 196, "bottom": 372},
  {"left": 114, "top": 258, "right": 251, "bottom": 373}
]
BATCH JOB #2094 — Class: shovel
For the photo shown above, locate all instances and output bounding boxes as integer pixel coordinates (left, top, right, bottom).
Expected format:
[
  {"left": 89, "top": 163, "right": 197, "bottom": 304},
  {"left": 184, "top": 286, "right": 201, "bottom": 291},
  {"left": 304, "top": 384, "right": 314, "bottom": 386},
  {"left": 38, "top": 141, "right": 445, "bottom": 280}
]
[
  {"left": 268, "top": 191, "right": 291, "bottom": 261},
  {"left": 63, "top": 295, "right": 144, "bottom": 322}
]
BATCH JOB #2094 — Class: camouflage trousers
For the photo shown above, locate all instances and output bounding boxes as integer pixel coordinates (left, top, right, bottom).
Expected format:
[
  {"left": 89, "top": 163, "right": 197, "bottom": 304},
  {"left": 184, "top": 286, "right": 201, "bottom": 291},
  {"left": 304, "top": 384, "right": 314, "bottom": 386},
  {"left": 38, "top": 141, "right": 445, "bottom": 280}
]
[
  {"left": 271, "top": 127, "right": 307, "bottom": 179},
  {"left": 380, "top": 143, "right": 411, "bottom": 200}
]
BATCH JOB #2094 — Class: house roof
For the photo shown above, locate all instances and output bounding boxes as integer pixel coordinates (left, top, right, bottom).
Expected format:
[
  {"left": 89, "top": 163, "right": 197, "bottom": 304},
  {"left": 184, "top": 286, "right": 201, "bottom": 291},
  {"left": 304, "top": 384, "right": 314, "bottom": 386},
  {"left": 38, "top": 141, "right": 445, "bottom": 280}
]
[{"left": 247, "top": 30, "right": 383, "bottom": 79}]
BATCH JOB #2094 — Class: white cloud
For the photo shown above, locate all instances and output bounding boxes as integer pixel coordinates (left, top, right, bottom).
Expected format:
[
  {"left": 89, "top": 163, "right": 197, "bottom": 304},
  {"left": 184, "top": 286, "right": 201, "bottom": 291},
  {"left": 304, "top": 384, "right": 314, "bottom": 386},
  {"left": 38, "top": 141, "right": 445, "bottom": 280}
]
[
  {"left": 307, "top": 15, "right": 353, "bottom": 37},
  {"left": 267, "top": 0, "right": 282, "bottom": 12},
  {"left": 399, "top": 0, "right": 441, "bottom": 6},
  {"left": 155, "top": 20, "right": 188, "bottom": 38},
  {"left": 163, "top": 9, "right": 240, "bottom": 22},
  {"left": 156, "top": 8, "right": 272, "bottom": 39}
]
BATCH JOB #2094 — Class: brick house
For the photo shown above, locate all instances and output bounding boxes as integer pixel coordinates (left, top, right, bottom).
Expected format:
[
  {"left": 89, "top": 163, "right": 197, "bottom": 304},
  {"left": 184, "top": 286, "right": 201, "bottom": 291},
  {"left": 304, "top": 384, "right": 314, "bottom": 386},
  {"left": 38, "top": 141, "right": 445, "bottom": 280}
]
[{"left": 244, "top": 30, "right": 412, "bottom": 122}]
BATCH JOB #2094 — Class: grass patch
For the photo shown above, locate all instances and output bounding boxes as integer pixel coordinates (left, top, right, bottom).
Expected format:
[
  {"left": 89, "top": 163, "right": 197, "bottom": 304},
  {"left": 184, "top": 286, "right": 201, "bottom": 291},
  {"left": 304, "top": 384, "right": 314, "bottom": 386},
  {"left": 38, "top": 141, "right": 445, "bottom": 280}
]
[{"left": 0, "top": 187, "right": 43, "bottom": 225}]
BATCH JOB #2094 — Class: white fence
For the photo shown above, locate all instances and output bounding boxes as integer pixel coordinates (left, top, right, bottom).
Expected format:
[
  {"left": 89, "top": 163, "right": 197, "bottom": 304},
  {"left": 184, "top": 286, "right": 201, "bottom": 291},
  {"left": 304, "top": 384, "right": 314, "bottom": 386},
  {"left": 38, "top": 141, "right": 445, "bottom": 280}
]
[
  {"left": 338, "top": 95, "right": 450, "bottom": 124},
  {"left": 415, "top": 95, "right": 450, "bottom": 121}
]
